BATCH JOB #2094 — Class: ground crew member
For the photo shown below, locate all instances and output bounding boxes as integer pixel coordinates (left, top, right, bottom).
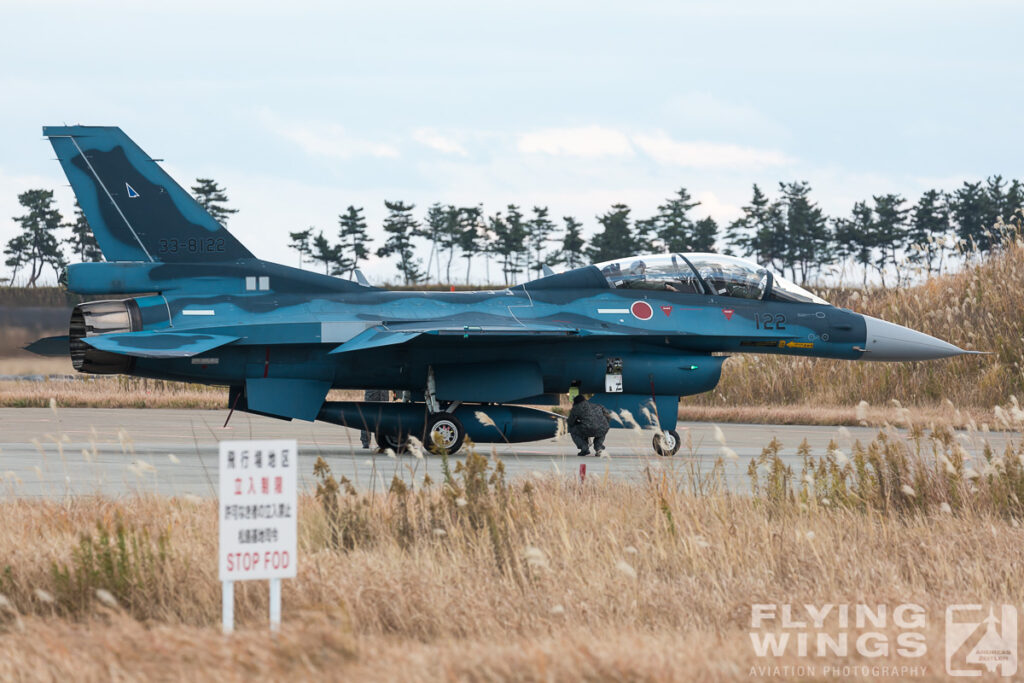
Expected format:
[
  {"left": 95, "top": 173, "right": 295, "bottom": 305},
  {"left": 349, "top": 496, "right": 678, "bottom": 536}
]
[
  {"left": 567, "top": 394, "right": 610, "bottom": 456},
  {"left": 361, "top": 389, "right": 390, "bottom": 449}
]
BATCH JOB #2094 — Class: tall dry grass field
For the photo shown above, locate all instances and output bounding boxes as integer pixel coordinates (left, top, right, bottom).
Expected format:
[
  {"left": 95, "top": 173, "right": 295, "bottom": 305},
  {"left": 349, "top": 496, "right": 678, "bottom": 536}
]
[{"left": 1, "top": 425, "right": 1024, "bottom": 681}]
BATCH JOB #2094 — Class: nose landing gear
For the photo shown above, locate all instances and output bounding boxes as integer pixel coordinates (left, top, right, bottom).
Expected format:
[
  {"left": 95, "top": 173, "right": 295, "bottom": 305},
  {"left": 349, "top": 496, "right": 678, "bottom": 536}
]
[{"left": 652, "top": 429, "right": 681, "bottom": 457}]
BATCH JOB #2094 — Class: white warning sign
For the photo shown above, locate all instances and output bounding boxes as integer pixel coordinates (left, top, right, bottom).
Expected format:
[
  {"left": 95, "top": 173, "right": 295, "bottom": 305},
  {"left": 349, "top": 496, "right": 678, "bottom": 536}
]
[{"left": 218, "top": 440, "right": 297, "bottom": 581}]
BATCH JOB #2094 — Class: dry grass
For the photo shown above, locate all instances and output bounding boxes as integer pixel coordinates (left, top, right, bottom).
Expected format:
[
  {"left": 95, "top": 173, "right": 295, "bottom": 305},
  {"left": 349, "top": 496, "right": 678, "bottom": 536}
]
[
  {"left": 0, "top": 356, "right": 73, "bottom": 376},
  {"left": 0, "top": 286, "right": 85, "bottom": 307},
  {"left": 0, "top": 377, "right": 228, "bottom": 409},
  {"left": 1, "top": 425, "right": 1024, "bottom": 680},
  {"left": 0, "top": 379, "right": 385, "bottom": 409}
]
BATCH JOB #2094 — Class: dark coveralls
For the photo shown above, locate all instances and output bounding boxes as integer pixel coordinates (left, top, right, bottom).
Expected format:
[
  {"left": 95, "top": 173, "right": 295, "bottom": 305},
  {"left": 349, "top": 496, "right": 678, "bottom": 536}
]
[
  {"left": 567, "top": 398, "right": 610, "bottom": 455},
  {"left": 360, "top": 389, "right": 390, "bottom": 448}
]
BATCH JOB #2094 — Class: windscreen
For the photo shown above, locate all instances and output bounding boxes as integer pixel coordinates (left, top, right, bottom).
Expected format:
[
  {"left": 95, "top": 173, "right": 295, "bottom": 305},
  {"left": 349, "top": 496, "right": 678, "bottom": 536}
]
[
  {"left": 597, "top": 254, "right": 703, "bottom": 293},
  {"left": 684, "top": 253, "right": 769, "bottom": 300},
  {"left": 769, "top": 274, "right": 830, "bottom": 305}
]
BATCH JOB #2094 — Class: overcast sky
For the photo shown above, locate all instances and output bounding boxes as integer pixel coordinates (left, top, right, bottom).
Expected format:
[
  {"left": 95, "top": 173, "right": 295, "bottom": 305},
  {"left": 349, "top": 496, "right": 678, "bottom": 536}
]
[{"left": 1, "top": 0, "right": 1021, "bottom": 283}]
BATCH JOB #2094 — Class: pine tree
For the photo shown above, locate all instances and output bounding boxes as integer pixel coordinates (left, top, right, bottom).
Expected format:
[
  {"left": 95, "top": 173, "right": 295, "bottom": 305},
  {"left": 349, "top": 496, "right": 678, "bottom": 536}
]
[
  {"left": 844, "top": 201, "right": 875, "bottom": 286},
  {"left": 4, "top": 189, "right": 66, "bottom": 287},
  {"left": 830, "top": 214, "right": 858, "bottom": 274},
  {"left": 440, "top": 205, "right": 463, "bottom": 284},
  {"left": 986, "top": 175, "right": 1024, "bottom": 236},
  {"left": 191, "top": 178, "right": 239, "bottom": 226},
  {"left": 1002, "top": 179, "right": 1024, "bottom": 229},
  {"left": 871, "top": 193, "right": 909, "bottom": 286},
  {"left": 527, "top": 206, "right": 556, "bottom": 279},
  {"left": 337, "top": 205, "right": 370, "bottom": 278},
  {"left": 422, "top": 203, "right": 447, "bottom": 283},
  {"left": 553, "top": 216, "right": 586, "bottom": 269},
  {"left": 477, "top": 213, "right": 498, "bottom": 284},
  {"left": 906, "top": 189, "right": 950, "bottom": 276},
  {"left": 779, "top": 181, "right": 830, "bottom": 283},
  {"left": 951, "top": 181, "right": 992, "bottom": 252},
  {"left": 985, "top": 175, "right": 1006, "bottom": 234},
  {"left": 691, "top": 216, "right": 718, "bottom": 252},
  {"left": 63, "top": 201, "right": 102, "bottom": 262},
  {"left": 3, "top": 233, "right": 29, "bottom": 287},
  {"left": 288, "top": 228, "right": 314, "bottom": 269},
  {"left": 632, "top": 217, "right": 660, "bottom": 253},
  {"left": 656, "top": 188, "right": 700, "bottom": 252},
  {"left": 376, "top": 200, "right": 422, "bottom": 285},
  {"left": 505, "top": 205, "right": 529, "bottom": 284},
  {"left": 457, "top": 206, "right": 484, "bottom": 284},
  {"left": 489, "top": 206, "right": 528, "bottom": 285},
  {"left": 726, "top": 184, "right": 785, "bottom": 267},
  {"left": 587, "top": 204, "right": 633, "bottom": 263},
  {"left": 312, "top": 231, "right": 348, "bottom": 275}
]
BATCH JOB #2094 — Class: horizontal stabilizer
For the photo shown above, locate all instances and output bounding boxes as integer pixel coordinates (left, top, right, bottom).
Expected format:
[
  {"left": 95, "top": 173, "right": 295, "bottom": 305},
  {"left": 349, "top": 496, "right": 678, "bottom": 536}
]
[
  {"left": 82, "top": 331, "right": 238, "bottom": 358},
  {"left": 24, "top": 335, "right": 70, "bottom": 357}
]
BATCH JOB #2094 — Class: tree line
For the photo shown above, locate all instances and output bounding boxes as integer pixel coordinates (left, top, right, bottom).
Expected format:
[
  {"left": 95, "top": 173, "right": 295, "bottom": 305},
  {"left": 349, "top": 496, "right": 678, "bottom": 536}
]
[
  {"left": 5, "top": 176, "right": 1023, "bottom": 288},
  {"left": 287, "top": 178, "right": 1024, "bottom": 286},
  {"left": 2, "top": 180, "right": 237, "bottom": 286}
]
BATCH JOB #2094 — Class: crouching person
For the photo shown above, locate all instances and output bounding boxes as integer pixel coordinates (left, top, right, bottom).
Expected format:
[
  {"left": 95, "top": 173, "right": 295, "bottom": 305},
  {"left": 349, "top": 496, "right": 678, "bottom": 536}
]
[{"left": 567, "top": 394, "right": 610, "bottom": 456}]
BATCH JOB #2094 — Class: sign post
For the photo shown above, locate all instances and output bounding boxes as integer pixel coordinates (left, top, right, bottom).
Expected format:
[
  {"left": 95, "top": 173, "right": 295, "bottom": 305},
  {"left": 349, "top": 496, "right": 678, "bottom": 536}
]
[{"left": 218, "top": 439, "right": 297, "bottom": 634}]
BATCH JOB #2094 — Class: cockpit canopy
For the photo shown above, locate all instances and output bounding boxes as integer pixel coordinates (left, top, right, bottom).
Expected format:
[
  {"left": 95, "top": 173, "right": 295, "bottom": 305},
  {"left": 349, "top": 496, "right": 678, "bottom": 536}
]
[{"left": 595, "top": 253, "right": 829, "bottom": 305}]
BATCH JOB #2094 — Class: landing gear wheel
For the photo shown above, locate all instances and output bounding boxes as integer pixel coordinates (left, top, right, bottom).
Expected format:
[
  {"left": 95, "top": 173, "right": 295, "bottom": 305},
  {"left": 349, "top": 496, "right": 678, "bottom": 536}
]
[
  {"left": 375, "top": 430, "right": 409, "bottom": 454},
  {"left": 652, "top": 429, "right": 681, "bottom": 457},
  {"left": 425, "top": 413, "right": 465, "bottom": 455}
]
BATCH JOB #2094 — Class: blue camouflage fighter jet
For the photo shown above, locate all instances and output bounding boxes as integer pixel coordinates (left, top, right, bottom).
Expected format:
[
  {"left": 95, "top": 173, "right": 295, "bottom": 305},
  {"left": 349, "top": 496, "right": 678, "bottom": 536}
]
[{"left": 31, "top": 126, "right": 977, "bottom": 456}]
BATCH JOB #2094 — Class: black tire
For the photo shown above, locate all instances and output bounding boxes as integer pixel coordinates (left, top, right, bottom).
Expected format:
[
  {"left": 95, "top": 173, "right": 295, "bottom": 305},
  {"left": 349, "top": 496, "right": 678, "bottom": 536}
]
[
  {"left": 652, "top": 429, "right": 681, "bottom": 457},
  {"left": 425, "top": 413, "right": 465, "bottom": 455},
  {"left": 375, "top": 429, "right": 409, "bottom": 454}
]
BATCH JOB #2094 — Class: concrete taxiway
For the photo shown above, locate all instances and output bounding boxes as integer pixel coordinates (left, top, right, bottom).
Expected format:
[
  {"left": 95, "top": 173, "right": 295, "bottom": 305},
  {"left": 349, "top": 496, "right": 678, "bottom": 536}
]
[{"left": 0, "top": 408, "right": 1015, "bottom": 498}]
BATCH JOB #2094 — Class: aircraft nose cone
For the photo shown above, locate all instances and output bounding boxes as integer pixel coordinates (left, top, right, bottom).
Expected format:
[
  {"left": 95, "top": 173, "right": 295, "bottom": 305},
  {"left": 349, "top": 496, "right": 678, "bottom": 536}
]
[{"left": 862, "top": 315, "right": 966, "bottom": 361}]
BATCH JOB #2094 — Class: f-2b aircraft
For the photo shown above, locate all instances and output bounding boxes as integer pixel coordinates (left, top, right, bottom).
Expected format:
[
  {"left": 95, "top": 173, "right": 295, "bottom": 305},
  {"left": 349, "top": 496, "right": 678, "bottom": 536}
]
[{"left": 31, "top": 126, "right": 975, "bottom": 456}]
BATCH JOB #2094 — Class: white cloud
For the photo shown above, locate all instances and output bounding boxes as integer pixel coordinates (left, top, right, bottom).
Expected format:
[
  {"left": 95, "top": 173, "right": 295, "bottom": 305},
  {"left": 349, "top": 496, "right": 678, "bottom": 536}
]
[
  {"left": 692, "top": 190, "right": 743, "bottom": 223},
  {"left": 285, "top": 124, "right": 400, "bottom": 160},
  {"left": 258, "top": 109, "right": 399, "bottom": 160},
  {"left": 518, "top": 125, "right": 634, "bottom": 158},
  {"left": 661, "top": 92, "right": 790, "bottom": 141},
  {"left": 515, "top": 125, "right": 793, "bottom": 170},
  {"left": 412, "top": 129, "right": 468, "bottom": 156},
  {"left": 633, "top": 132, "right": 793, "bottom": 169}
]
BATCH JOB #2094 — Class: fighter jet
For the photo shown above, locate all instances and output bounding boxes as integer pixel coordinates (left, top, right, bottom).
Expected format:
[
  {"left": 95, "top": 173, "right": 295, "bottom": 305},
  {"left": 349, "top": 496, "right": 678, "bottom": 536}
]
[{"left": 29, "top": 126, "right": 977, "bottom": 456}]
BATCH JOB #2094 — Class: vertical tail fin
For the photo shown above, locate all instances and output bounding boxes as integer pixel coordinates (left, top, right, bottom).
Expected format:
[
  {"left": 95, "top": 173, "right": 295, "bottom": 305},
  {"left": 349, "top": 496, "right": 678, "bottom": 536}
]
[{"left": 43, "top": 126, "right": 253, "bottom": 263}]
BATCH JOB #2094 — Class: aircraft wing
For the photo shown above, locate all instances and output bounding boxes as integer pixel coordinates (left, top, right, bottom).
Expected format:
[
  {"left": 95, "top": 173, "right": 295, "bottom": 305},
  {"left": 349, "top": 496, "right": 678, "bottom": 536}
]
[
  {"left": 82, "top": 331, "right": 239, "bottom": 358},
  {"left": 329, "top": 320, "right": 613, "bottom": 355},
  {"left": 328, "top": 328, "right": 423, "bottom": 354}
]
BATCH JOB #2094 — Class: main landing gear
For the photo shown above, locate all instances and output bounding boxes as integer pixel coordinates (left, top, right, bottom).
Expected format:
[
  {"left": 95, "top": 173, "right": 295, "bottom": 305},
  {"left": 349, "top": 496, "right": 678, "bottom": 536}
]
[
  {"left": 652, "top": 429, "right": 682, "bottom": 457},
  {"left": 424, "top": 413, "right": 465, "bottom": 455},
  {"left": 375, "top": 413, "right": 466, "bottom": 456}
]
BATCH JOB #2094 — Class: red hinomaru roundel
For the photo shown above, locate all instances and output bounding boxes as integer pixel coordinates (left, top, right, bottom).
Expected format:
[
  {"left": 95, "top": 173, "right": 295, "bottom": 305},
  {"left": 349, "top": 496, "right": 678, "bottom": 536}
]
[{"left": 631, "top": 301, "right": 654, "bottom": 320}]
